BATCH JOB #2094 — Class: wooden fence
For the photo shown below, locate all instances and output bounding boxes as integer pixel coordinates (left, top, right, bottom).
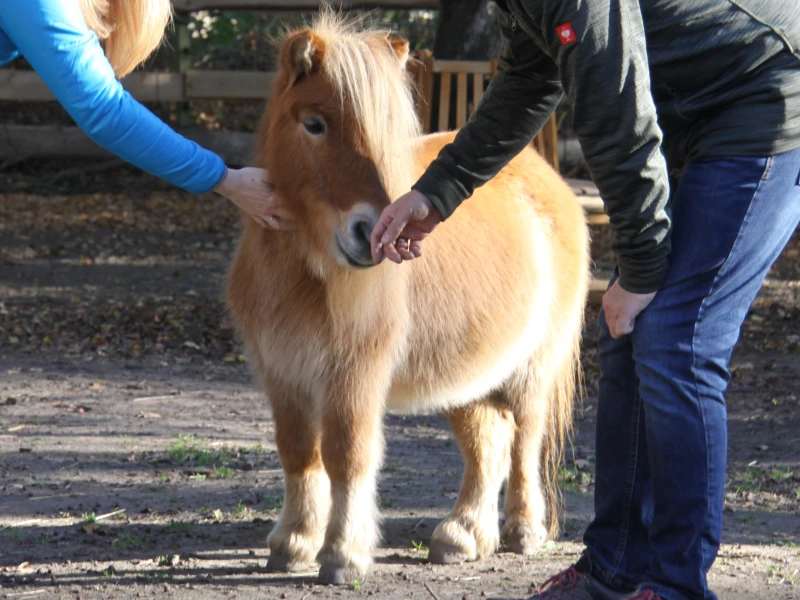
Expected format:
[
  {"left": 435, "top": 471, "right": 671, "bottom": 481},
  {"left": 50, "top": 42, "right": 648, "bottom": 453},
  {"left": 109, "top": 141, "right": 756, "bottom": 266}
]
[
  {"left": 0, "top": 59, "right": 579, "bottom": 176},
  {"left": 0, "top": 59, "right": 579, "bottom": 172}
]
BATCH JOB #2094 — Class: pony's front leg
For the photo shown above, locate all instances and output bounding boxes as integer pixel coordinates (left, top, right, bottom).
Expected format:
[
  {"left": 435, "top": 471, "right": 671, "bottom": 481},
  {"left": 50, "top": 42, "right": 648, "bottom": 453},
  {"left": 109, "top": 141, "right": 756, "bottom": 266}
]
[
  {"left": 265, "top": 381, "right": 330, "bottom": 572},
  {"left": 316, "top": 375, "right": 386, "bottom": 585}
]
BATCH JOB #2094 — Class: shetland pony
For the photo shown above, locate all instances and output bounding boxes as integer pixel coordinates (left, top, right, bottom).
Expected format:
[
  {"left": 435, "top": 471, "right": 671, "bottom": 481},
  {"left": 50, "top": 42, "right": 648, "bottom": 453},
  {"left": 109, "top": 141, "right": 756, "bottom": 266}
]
[{"left": 225, "top": 12, "right": 591, "bottom": 585}]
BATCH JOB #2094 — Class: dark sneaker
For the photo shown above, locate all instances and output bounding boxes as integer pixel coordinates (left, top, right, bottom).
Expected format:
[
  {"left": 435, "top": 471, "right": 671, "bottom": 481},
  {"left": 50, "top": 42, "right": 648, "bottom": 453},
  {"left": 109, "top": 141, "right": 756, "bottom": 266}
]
[{"left": 528, "top": 564, "right": 630, "bottom": 600}]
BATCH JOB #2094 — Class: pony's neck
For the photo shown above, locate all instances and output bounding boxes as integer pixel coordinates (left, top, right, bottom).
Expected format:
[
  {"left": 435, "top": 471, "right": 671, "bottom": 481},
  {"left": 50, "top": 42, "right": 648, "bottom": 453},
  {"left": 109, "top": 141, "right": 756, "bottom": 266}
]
[{"left": 325, "top": 261, "right": 408, "bottom": 334}]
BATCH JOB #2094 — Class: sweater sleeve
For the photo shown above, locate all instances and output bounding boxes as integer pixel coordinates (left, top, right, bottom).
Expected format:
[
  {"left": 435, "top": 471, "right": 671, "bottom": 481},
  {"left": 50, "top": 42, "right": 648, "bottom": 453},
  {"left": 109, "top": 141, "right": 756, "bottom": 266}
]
[
  {"left": 0, "top": 0, "right": 227, "bottom": 195},
  {"left": 533, "top": 0, "right": 672, "bottom": 293},
  {"left": 411, "top": 9, "right": 564, "bottom": 220}
]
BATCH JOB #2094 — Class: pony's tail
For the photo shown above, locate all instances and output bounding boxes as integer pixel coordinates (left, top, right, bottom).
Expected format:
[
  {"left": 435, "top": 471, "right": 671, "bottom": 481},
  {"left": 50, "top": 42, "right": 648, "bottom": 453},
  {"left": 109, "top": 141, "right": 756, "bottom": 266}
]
[{"left": 540, "top": 298, "right": 586, "bottom": 540}]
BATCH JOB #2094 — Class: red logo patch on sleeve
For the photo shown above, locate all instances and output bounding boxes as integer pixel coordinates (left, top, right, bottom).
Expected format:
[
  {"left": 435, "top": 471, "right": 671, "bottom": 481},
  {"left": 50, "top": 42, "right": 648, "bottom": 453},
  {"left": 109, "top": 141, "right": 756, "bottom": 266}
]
[{"left": 555, "top": 22, "right": 577, "bottom": 45}]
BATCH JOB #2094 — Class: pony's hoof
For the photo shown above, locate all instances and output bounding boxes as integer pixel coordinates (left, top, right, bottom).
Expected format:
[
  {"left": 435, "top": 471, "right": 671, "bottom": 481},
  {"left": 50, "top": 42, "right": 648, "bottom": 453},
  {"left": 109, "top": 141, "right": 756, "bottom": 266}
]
[
  {"left": 266, "top": 552, "right": 308, "bottom": 573},
  {"left": 429, "top": 515, "right": 496, "bottom": 563},
  {"left": 501, "top": 520, "right": 547, "bottom": 556},
  {"left": 317, "top": 563, "right": 360, "bottom": 586},
  {"left": 428, "top": 542, "right": 468, "bottom": 564}
]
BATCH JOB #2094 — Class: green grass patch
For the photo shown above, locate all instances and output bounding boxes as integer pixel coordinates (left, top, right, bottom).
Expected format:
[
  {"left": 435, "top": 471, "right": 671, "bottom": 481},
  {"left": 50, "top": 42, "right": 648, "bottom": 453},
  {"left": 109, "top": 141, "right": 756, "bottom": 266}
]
[
  {"left": 165, "top": 434, "right": 231, "bottom": 467},
  {"left": 558, "top": 464, "right": 594, "bottom": 492},
  {"left": 411, "top": 540, "right": 429, "bottom": 559}
]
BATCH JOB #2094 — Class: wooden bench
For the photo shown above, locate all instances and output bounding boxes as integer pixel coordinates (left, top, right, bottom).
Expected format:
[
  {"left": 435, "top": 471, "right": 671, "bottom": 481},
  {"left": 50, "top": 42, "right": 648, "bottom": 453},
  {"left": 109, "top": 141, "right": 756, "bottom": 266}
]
[
  {"left": 407, "top": 52, "right": 607, "bottom": 226},
  {"left": 409, "top": 50, "right": 558, "bottom": 170},
  {"left": 406, "top": 54, "right": 610, "bottom": 300},
  {"left": 408, "top": 51, "right": 560, "bottom": 172}
]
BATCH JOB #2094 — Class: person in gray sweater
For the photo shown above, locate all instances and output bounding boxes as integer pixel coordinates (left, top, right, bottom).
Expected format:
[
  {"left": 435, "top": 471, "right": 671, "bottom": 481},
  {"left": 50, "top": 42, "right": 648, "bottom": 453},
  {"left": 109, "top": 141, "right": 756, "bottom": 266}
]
[{"left": 369, "top": 1, "right": 800, "bottom": 598}]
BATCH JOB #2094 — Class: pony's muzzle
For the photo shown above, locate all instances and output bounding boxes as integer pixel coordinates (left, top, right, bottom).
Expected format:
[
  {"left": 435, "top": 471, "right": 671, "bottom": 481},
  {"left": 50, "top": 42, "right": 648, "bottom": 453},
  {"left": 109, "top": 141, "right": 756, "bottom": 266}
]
[{"left": 335, "top": 210, "right": 378, "bottom": 268}]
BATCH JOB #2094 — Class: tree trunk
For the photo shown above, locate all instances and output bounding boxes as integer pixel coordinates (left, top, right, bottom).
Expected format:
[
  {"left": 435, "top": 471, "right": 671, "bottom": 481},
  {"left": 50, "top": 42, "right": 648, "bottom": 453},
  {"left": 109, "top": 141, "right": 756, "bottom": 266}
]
[{"left": 432, "top": 0, "right": 503, "bottom": 60}]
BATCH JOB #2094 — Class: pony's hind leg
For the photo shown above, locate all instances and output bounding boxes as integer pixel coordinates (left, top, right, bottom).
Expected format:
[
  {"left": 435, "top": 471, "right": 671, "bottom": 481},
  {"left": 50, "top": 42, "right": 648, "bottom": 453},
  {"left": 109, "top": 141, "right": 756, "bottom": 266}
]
[
  {"left": 500, "top": 405, "right": 549, "bottom": 554},
  {"left": 265, "top": 380, "right": 330, "bottom": 572},
  {"left": 501, "top": 358, "right": 570, "bottom": 555},
  {"left": 429, "top": 395, "right": 515, "bottom": 564}
]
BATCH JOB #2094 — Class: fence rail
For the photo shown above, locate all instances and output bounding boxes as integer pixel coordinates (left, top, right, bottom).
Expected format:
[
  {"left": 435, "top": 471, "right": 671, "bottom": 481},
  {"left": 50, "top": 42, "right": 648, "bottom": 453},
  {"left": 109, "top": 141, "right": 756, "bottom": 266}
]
[{"left": 1, "top": 54, "right": 600, "bottom": 221}]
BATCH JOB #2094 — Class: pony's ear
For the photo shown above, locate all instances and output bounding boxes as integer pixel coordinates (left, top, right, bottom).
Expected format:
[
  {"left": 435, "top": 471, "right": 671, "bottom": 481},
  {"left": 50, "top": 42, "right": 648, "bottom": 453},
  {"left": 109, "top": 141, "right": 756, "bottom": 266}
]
[
  {"left": 388, "top": 37, "right": 410, "bottom": 69},
  {"left": 281, "top": 30, "right": 325, "bottom": 88}
]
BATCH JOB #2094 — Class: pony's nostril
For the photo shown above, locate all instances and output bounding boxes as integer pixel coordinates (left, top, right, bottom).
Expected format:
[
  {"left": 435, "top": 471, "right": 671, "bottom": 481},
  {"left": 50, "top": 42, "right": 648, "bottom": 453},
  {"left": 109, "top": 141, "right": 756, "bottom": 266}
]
[
  {"left": 352, "top": 218, "right": 374, "bottom": 248},
  {"left": 339, "top": 212, "right": 379, "bottom": 267}
]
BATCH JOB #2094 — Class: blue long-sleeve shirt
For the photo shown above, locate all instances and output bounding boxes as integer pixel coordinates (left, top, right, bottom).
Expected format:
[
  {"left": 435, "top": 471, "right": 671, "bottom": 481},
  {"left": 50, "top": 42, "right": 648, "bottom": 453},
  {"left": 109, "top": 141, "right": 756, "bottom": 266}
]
[{"left": 0, "top": 0, "right": 227, "bottom": 194}]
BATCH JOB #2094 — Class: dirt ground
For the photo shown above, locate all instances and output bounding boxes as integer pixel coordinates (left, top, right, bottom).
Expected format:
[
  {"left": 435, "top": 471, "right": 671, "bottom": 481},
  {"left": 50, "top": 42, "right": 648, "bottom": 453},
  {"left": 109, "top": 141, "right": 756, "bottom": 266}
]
[{"left": 1, "top": 168, "right": 798, "bottom": 599}]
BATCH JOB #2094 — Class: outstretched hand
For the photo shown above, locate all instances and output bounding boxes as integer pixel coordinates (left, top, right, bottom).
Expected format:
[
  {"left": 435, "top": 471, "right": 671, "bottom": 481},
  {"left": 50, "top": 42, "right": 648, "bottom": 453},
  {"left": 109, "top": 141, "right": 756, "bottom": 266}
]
[
  {"left": 214, "top": 167, "right": 296, "bottom": 230},
  {"left": 370, "top": 190, "right": 442, "bottom": 265}
]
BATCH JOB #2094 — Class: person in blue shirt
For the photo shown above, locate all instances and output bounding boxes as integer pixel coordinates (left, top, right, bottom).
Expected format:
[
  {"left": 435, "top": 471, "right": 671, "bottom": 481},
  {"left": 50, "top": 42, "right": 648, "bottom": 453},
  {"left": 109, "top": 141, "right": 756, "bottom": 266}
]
[{"left": 0, "top": 0, "right": 294, "bottom": 230}]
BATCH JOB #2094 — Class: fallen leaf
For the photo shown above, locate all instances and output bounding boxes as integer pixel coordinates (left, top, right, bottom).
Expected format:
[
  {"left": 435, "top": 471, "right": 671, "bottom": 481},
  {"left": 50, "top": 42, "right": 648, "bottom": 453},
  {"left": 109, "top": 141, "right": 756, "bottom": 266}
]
[
  {"left": 16, "top": 561, "right": 33, "bottom": 574},
  {"left": 136, "top": 411, "right": 162, "bottom": 419}
]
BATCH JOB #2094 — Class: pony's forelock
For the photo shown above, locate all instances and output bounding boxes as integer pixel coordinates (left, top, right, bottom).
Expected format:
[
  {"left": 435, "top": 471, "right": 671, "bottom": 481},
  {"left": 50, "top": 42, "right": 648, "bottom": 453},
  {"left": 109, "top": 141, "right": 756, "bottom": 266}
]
[{"left": 306, "top": 9, "right": 422, "bottom": 199}]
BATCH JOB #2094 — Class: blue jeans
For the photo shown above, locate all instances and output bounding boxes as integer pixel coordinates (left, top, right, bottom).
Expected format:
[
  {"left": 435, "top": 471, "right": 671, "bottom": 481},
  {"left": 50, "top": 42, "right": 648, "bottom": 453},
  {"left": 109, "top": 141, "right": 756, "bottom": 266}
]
[{"left": 581, "top": 148, "right": 800, "bottom": 600}]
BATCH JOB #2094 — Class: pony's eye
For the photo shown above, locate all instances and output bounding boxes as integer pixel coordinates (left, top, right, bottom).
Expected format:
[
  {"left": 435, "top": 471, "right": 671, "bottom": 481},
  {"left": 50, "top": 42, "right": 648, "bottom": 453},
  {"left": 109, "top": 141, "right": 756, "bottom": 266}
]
[{"left": 303, "top": 117, "right": 326, "bottom": 136}]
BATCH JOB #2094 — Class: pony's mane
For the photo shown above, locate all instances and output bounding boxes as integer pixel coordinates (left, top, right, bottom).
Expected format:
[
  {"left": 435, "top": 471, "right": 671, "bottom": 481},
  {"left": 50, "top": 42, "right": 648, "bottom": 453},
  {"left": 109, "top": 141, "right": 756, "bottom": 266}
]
[{"left": 306, "top": 10, "right": 422, "bottom": 199}]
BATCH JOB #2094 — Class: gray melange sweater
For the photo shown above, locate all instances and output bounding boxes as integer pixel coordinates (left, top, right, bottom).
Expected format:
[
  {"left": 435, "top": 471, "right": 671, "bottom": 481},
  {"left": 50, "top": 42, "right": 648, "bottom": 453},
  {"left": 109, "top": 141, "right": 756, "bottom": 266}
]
[{"left": 412, "top": 0, "right": 800, "bottom": 293}]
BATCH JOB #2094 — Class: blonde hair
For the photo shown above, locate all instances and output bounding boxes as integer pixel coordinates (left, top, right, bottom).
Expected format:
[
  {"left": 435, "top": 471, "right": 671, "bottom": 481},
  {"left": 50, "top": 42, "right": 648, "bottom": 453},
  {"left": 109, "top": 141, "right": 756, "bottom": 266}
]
[{"left": 79, "top": 0, "right": 173, "bottom": 78}]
